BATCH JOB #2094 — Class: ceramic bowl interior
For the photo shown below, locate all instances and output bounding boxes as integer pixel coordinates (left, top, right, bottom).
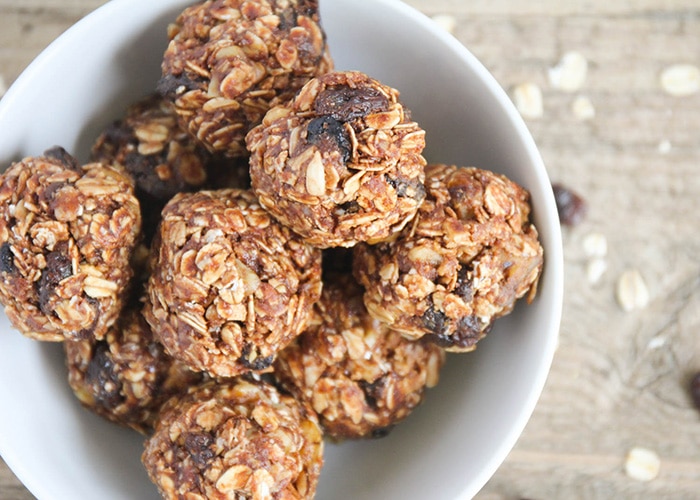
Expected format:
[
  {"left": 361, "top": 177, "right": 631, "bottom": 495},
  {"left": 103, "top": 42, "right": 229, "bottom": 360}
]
[{"left": 0, "top": 0, "right": 563, "bottom": 499}]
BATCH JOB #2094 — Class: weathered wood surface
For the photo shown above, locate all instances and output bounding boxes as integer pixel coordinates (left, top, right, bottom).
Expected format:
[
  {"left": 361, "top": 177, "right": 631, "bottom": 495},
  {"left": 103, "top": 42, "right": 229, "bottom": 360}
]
[{"left": 1, "top": 0, "right": 699, "bottom": 498}]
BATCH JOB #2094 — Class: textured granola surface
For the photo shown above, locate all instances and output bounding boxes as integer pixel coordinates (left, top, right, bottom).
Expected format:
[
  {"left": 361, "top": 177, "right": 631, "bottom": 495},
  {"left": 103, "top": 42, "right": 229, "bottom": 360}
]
[
  {"left": 0, "top": 148, "right": 141, "bottom": 341},
  {"left": 353, "top": 164, "right": 544, "bottom": 352},
  {"left": 91, "top": 94, "right": 250, "bottom": 242},
  {"left": 160, "top": 0, "right": 333, "bottom": 157},
  {"left": 275, "top": 274, "right": 445, "bottom": 439},
  {"left": 144, "top": 188, "right": 322, "bottom": 378},
  {"left": 246, "top": 70, "right": 427, "bottom": 248},
  {"left": 142, "top": 378, "right": 324, "bottom": 500},
  {"left": 65, "top": 303, "right": 203, "bottom": 434}
]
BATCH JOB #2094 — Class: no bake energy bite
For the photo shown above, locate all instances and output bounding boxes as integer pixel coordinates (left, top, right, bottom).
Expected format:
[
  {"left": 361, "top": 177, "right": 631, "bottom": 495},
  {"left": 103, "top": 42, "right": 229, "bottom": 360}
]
[
  {"left": 143, "top": 188, "right": 322, "bottom": 378},
  {"left": 0, "top": 147, "right": 141, "bottom": 341},
  {"left": 353, "top": 164, "right": 544, "bottom": 352},
  {"left": 65, "top": 304, "right": 203, "bottom": 434},
  {"left": 159, "top": 0, "right": 333, "bottom": 157},
  {"left": 142, "top": 378, "right": 324, "bottom": 500},
  {"left": 275, "top": 274, "right": 445, "bottom": 440},
  {"left": 246, "top": 70, "right": 427, "bottom": 248}
]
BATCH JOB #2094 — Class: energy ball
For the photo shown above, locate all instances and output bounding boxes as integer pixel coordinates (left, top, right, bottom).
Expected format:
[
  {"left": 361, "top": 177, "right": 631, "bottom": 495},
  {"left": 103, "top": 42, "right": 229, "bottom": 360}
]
[
  {"left": 246, "top": 70, "right": 427, "bottom": 248},
  {"left": 143, "top": 188, "right": 322, "bottom": 378},
  {"left": 65, "top": 304, "right": 203, "bottom": 434},
  {"left": 275, "top": 274, "right": 445, "bottom": 440},
  {"left": 159, "top": 0, "right": 333, "bottom": 157},
  {"left": 0, "top": 147, "right": 141, "bottom": 342},
  {"left": 353, "top": 164, "right": 544, "bottom": 352},
  {"left": 91, "top": 94, "right": 249, "bottom": 241},
  {"left": 142, "top": 378, "right": 324, "bottom": 500}
]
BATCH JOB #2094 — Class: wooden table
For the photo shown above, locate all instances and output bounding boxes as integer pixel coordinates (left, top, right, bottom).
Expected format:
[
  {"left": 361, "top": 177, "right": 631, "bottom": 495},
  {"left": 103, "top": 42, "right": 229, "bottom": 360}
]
[{"left": 1, "top": 1, "right": 699, "bottom": 498}]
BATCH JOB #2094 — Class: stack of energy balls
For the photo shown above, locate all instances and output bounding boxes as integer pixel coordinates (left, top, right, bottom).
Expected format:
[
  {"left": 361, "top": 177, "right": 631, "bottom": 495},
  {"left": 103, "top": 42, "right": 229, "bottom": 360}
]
[{"left": 0, "top": 1, "right": 544, "bottom": 499}]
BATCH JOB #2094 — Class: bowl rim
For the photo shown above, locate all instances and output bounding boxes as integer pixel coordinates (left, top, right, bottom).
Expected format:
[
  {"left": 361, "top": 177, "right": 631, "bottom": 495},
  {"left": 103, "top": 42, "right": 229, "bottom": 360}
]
[{"left": 0, "top": 0, "right": 564, "bottom": 499}]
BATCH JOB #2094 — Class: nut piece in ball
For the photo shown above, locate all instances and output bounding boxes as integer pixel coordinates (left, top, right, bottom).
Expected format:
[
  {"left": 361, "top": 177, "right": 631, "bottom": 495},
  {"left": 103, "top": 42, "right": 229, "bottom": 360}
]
[
  {"left": 142, "top": 378, "right": 324, "bottom": 499},
  {"left": 247, "top": 70, "right": 427, "bottom": 248},
  {"left": 159, "top": 0, "right": 333, "bottom": 157},
  {"left": 0, "top": 147, "right": 141, "bottom": 341},
  {"left": 353, "top": 164, "right": 544, "bottom": 352},
  {"left": 275, "top": 274, "right": 445, "bottom": 439},
  {"left": 144, "top": 188, "right": 322, "bottom": 377}
]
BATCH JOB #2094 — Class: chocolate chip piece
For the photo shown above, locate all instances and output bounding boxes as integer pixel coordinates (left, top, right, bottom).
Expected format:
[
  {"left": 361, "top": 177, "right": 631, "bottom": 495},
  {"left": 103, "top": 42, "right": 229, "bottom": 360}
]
[
  {"left": 454, "top": 266, "right": 473, "bottom": 301},
  {"left": 426, "top": 315, "right": 488, "bottom": 350},
  {"left": 44, "top": 146, "right": 80, "bottom": 171},
  {"left": 184, "top": 432, "right": 216, "bottom": 469},
  {"left": 338, "top": 200, "right": 360, "bottom": 215},
  {"left": 691, "top": 372, "right": 700, "bottom": 411},
  {"left": 238, "top": 343, "right": 275, "bottom": 371},
  {"left": 157, "top": 73, "right": 204, "bottom": 98},
  {"left": 314, "top": 85, "right": 390, "bottom": 122},
  {"left": 306, "top": 116, "right": 351, "bottom": 162},
  {"left": 37, "top": 248, "right": 73, "bottom": 314},
  {"left": 385, "top": 174, "right": 426, "bottom": 201},
  {"left": 85, "top": 342, "right": 122, "bottom": 408},
  {"left": 358, "top": 378, "right": 384, "bottom": 409},
  {"left": 370, "top": 426, "right": 394, "bottom": 439},
  {"left": 0, "top": 243, "right": 15, "bottom": 274},
  {"left": 422, "top": 303, "right": 448, "bottom": 335},
  {"left": 552, "top": 182, "right": 587, "bottom": 226}
]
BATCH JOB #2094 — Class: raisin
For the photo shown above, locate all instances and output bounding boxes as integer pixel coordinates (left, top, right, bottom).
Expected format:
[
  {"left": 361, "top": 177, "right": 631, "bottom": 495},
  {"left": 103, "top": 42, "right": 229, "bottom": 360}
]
[
  {"left": 306, "top": 116, "right": 351, "bottom": 162},
  {"left": 44, "top": 146, "right": 80, "bottom": 171},
  {"left": 184, "top": 432, "right": 216, "bottom": 469},
  {"left": 691, "top": 372, "right": 700, "bottom": 411},
  {"left": 552, "top": 182, "right": 587, "bottom": 226},
  {"left": 85, "top": 342, "right": 123, "bottom": 408},
  {"left": 37, "top": 248, "right": 73, "bottom": 314},
  {"left": 0, "top": 243, "right": 15, "bottom": 274},
  {"left": 337, "top": 200, "right": 360, "bottom": 214},
  {"left": 370, "top": 425, "right": 394, "bottom": 439},
  {"left": 314, "top": 85, "right": 389, "bottom": 122}
]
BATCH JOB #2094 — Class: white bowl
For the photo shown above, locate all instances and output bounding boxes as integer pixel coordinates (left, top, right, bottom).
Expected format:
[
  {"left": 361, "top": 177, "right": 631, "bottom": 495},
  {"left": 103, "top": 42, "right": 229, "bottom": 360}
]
[{"left": 0, "top": 0, "right": 563, "bottom": 498}]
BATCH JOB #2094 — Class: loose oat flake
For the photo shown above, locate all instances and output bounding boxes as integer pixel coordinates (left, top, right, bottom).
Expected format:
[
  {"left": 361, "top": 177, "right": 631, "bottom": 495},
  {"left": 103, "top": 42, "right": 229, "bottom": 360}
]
[
  {"left": 616, "top": 269, "right": 649, "bottom": 312},
  {"left": 582, "top": 232, "right": 607, "bottom": 258},
  {"left": 660, "top": 64, "right": 700, "bottom": 96},
  {"left": 624, "top": 447, "right": 661, "bottom": 482},
  {"left": 572, "top": 95, "right": 595, "bottom": 120},
  {"left": 431, "top": 14, "right": 457, "bottom": 34},
  {"left": 512, "top": 83, "right": 543, "bottom": 119},
  {"left": 586, "top": 258, "right": 607, "bottom": 285},
  {"left": 549, "top": 51, "right": 588, "bottom": 92}
]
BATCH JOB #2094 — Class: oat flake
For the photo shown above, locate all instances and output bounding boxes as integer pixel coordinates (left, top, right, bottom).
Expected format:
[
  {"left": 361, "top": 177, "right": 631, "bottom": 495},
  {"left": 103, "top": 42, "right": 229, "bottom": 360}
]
[
  {"left": 616, "top": 269, "right": 649, "bottom": 312},
  {"left": 549, "top": 51, "right": 588, "bottom": 92},
  {"left": 513, "top": 83, "right": 543, "bottom": 119},
  {"left": 431, "top": 14, "right": 457, "bottom": 34},
  {"left": 660, "top": 64, "right": 700, "bottom": 96},
  {"left": 572, "top": 95, "right": 595, "bottom": 120},
  {"left": 624, "top": 447, "right": 661, "bottom": 482}
]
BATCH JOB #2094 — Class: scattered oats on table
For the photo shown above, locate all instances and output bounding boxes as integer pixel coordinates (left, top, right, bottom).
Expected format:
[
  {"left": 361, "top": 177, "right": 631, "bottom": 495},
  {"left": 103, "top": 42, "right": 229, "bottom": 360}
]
[
  {"left": 159, "top": 0, "right": 333, "bottom": 158},
  {"left": 247, "top": 70, "right": 427, "bottom": 248},
  {"left": 143, "top": 188, "right": 323, "bottom": 378},
  {"left": 0, "top": 147, "right": 141, "bottom": 341},
  {"left": 353, "top": 164, "right": 544, "bottom": 352},
  {"left": 275, "top": 274, "right": 445, "bottom": 440},
  {"left": 142, "top": 377, "right": 324, "bottom": 500},
  {"left": 65, "top": 302, "right": 203, "bottom": 434}
]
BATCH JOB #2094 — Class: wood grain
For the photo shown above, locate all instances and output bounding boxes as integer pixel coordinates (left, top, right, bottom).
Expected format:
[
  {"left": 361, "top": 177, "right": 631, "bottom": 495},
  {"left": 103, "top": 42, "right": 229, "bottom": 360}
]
[{"left": 1, "top": 1, "right": 700, "bottom": 499}]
